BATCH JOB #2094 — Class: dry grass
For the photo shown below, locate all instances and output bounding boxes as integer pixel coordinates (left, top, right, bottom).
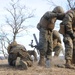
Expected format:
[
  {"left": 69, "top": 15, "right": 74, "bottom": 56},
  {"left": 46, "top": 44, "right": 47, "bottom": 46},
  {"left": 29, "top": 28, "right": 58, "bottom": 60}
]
[{"left": 0, "top": 57, "right": 75, "bottom": 75}]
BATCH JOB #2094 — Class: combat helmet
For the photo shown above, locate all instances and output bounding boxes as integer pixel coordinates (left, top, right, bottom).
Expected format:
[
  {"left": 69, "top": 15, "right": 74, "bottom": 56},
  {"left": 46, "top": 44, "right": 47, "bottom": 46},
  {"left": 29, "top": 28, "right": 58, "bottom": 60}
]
[
  {"left": 10, "top": 41, "right": 17, "bottom": 46},
  {"left": 52, "top": 6, "right": 64, "bottom": 13}
]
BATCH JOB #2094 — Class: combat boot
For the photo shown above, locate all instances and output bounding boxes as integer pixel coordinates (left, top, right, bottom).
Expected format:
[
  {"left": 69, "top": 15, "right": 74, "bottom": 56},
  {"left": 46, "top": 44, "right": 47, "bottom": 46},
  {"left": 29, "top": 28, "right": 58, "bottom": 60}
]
[
  {"left": 15, "top": 57, "right": 28, "bottom": 70},
  {"left": 20, "top": 60, "right": 28, "bottom": 70},
  {"left": 45, "top": 55, "right": 52, "bottom": 68},
  {"left": 65, "top": 59, "right": 75, "bottom": 69},
  {"left": 46, "top": 58, "right": 50, "bottom": 68},
  {"left": 38, "top": 55, "right": 45, "bottom": 66}
]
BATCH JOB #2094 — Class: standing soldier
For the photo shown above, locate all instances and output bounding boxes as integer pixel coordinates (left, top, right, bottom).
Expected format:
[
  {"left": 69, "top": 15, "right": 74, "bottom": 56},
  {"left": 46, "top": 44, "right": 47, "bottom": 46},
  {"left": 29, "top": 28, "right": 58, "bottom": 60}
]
[
  {"left": 59, "top": 8, "right": 75, "bottom": 69},
  {"left": 7, "top": 41, "right": 33, "bottom": 70},
  {"left": 37, "top": 6, "right": 65, "bottom": 66},
  {"left": 53, "top": 30, "right": 63, "bottom": 57}
]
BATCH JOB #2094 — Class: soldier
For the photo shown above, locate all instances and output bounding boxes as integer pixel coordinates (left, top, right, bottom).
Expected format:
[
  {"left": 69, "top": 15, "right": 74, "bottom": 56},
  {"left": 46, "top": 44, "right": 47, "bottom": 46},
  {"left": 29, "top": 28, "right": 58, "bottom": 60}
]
[
  {"left": 7, "top": 41, "right": 33, "bottom": 70},
  {"left": 37, "top": 6, "right": 65, "bottom": 66},
  {"left": 27, "top": 50, "right": 37, "bottom": 61},
  {"left": 53, "top": 30, "right": 63, "bottom": 57},
  {"left": 59, "top": 8, "right": 75, "bottom": 69}
]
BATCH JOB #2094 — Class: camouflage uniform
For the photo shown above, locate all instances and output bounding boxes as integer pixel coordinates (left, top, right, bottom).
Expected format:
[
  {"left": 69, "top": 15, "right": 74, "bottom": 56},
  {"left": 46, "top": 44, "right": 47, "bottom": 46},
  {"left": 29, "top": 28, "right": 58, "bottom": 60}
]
[
  {"left": 37, "top": 6, "right": 65, "bottom": 66},
  {"left": 60, "top": 8, "right": 75, "bottom": 69},
  {"left": 27, "top": 50, "right": 37, "bottom": 61},
  {"left": 7, "top": 41, "right": 33, "bottom": 69},
  {"left": 53, "top": 30, "right": 63, "bottom": 57}
]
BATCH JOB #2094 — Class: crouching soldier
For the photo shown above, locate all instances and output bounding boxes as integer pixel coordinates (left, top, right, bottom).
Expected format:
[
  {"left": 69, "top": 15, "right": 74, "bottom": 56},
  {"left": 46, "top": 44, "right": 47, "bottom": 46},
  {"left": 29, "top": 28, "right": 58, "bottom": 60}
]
[
  {"left": 53, "top": 30, "right": 63, "bottom": 57},
  {"left": 7, "top": 41, "right": 33, "bottom": 70}
]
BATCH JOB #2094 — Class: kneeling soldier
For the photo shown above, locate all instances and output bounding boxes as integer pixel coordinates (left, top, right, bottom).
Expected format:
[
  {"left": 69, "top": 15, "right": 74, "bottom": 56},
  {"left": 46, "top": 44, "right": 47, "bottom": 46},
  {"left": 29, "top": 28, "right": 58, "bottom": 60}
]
[{"left": 7, "top": 41, "right": 33, "bottom": 70}]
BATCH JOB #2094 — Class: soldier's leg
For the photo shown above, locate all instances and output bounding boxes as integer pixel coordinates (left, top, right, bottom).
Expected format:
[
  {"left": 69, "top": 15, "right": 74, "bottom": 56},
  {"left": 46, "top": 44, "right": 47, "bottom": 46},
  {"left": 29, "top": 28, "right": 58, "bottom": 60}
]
[
  {"left": 38, "top": 28, "right": 47, "bottom": 66},
  {"left": 54, "top": 43, "right": 62, "bottom": 57},
  {"left": 19, "top": 51, "right": 33, "bottom": 67},
  {"left": 15, "top": 57, "right": 28, "bottom": 70},
  {"left": 22, "top": 52, "right": 33, "bottom": 67},
  {"left": 72, "top": 31, "right": 75, "bottom": 64},
  {"left": 45, "top": 31, "right": 53, "bottom": 68},
  {"left": 46, "top": 30, "right": 53, "bottom": 60},
  {"left": 72, "top": 38, "right": 75, "bottom": 64},
  {"left": 64, "top": 35, "right": 75, "bottom": 69}
]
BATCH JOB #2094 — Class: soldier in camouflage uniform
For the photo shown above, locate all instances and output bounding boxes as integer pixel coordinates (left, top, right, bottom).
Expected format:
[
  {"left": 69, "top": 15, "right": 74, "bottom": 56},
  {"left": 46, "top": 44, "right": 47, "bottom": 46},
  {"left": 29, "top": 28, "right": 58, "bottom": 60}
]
[
  {"left": 37, "top": 6, "right": 65, "bottom": 66},
  {"left": 53, "top": 30, "right": 63, "bottom": 57},
  {"left": 7, "top": 41, "right": 33, "bottom": 70},
  {"left": 27, "top": 50, "right": 37, "bottom": 61},
  {"left": 60, "top": 8, "right": 75, "bottom": 69}
]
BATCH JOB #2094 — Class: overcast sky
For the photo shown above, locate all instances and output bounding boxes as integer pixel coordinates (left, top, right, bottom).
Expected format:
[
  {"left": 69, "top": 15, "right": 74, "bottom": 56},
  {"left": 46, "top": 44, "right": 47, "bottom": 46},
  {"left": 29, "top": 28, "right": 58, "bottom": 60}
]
[{"left": 0, "top": 0, "right": 68, "bottom": 52}]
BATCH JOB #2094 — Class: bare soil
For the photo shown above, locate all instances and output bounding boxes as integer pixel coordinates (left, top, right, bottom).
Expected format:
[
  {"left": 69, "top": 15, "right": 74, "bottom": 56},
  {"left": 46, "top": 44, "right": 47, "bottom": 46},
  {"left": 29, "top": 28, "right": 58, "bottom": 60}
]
[{"left": 0, "top": 57, "right": 75, "bottom": 75}]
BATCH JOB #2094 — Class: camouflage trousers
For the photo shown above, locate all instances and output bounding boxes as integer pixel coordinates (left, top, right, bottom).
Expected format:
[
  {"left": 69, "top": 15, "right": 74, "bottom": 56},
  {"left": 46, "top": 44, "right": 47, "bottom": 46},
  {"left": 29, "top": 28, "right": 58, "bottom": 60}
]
[
  {"left": 38, "top": 28, "right": 53, "bottom": 59},
  {"left": 63, "top": 34, "right": 75, "bottom": 64},
  {"left": 53, "top": 43, "right": 63, "bottom": 56}
]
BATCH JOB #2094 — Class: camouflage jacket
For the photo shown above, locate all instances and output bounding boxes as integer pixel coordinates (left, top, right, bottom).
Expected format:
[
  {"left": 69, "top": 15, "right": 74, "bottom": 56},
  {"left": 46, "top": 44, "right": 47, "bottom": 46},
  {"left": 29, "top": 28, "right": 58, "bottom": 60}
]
[
  {"left": 37, "top": 11, "right": 57, "bottom": 30},
  {"left": 60, "top": 9, "right": 75, "bottom": 34},
  {"left": 8, "top": 44, "right": 32, "bottom": 61},
  {"left": 7, "top": 43, "right": 26, "bottom": 54},
  {"left": 37, "top": 11, "right": 65, "bottom": 30}
]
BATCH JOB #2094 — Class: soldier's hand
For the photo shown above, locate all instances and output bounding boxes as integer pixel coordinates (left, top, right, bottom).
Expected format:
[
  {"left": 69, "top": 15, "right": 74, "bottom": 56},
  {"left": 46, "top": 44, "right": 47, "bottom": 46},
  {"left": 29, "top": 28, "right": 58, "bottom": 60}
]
[
  {"left": 68, "top": 31, "right": 75, "bottom": 39},
  {"left": 70, "top": 33, "right": 75, "bottom": 39}
]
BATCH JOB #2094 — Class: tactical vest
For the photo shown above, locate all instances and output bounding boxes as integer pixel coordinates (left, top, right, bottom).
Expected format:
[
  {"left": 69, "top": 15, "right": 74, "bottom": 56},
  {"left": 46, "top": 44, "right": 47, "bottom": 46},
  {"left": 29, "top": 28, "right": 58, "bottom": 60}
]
[{"left": 38, "top": 16, "right": 56, "bottom": 30}]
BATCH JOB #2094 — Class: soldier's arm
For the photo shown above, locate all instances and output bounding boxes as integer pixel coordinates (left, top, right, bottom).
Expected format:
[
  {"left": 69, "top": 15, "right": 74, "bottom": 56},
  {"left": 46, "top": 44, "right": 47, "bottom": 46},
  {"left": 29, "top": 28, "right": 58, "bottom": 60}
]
[
  {"left": 43, "top": 11, "right": 57, "bottom": 20},
  {"left": 61, "top": 11, "right": 74, "bottom": 34},
  {"left": 57, "top": 13, "right": 65, "bottom": 20}
]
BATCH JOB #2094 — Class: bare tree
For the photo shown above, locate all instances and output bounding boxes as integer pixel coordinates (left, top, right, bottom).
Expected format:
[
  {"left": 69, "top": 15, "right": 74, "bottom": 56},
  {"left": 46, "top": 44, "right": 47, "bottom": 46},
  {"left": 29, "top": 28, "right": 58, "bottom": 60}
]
[
  {"left": 0, "top": 33, "right": 8, "bottom": 58},
  {"left": 46, "top": 0, "right": 57, "bottom": 7},
  {"left": 46, "top": 0, "right": 75, "bottom": 9},
  {"left": 0, "top": 27, "right": 12, "bottom": 58},
  {"left": 67, "top": 0, "right": 75, "bottom": 9},
  {"left": 5, "top": 0, "right": 34, "bottom": 41},
  {"left": 0, "top": 0, "right": 35, "bottom": 57}
]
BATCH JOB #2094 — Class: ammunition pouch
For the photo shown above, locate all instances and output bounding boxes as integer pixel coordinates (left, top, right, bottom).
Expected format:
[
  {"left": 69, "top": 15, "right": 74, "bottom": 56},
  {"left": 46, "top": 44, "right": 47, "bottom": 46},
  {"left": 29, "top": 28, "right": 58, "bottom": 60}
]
[
  {"left": 59, "top": 24, "right": 65, "bottom": 35},
  {"left": 47, "top": 17, "right": 56, "bottom": 30},
  {"left": 47, "top": 23, "right": 55, "bottom": 30},
  {"left": 39, "top": 17, "right": 56, "bottom": 30}
]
